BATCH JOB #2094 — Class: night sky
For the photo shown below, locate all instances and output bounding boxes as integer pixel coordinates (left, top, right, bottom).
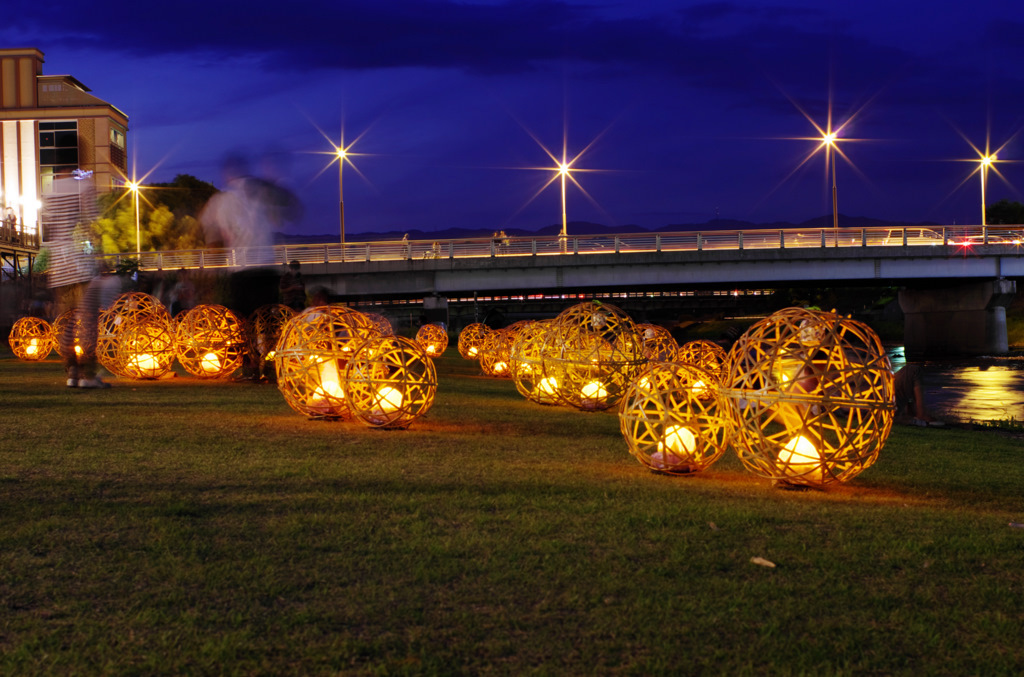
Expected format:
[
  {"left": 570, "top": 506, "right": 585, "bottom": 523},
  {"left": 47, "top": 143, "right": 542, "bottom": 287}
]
[{"left": 5, "top": 0, "right": 1023, "bottom": 237}]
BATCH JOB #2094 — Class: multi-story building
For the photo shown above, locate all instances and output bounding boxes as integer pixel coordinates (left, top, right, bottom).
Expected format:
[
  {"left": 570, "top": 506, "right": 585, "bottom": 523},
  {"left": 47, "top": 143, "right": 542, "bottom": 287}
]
[{"left": 0, "top": 47, "right": 128, "bottom": 287}]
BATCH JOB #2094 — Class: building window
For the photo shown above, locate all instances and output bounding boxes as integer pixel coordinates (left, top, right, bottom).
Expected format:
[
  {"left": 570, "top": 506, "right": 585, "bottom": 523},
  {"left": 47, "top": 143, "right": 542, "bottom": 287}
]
[{"left": 39, "top": 121, "right": 79, "bottom": 193}]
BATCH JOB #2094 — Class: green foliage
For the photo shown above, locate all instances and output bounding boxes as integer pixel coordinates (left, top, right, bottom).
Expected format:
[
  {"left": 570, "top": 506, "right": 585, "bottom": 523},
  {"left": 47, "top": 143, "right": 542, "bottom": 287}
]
[{"left": 986, "top": 199, "right": 1024, "bottom": 225}]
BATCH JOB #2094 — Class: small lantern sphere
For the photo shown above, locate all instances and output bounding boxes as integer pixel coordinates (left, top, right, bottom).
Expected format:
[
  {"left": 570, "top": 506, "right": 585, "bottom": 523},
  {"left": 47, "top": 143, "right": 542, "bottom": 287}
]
[
  {"left": 543, "top": 301, "right": 647, "bottom": 411},
  {"left": 274, "top": 305, "right": 381, "bottom": 419},
  {"left": 98, "top": 292, "right": 174, "bottom": 376},
  {"left": 415, "top": 323, "right": 449, "bottom": 358},
  {"left": 52, "top": 309, "right": 84, "bottom": 361},
  {"left": 9, "top": 317, "right": 54, "bottom": 361},
  {"left": 247, "top": 304, "right": 295, "bottom": 375},
  {"left": 678, "top": 339, "right": 728, "bottom": 383},
  {"left": 344, "top": 335, "right": 438, "bottom": 428},
  {"left": 116, "top": 316, "right": 176, "bottom": 379},
  {"left": 174, "top": 304, "right": 246, "bottom": 379},
  {"left": 479, "top": 327, "right": 514, "bottom": 378},
  {"left": 364, "top": 312, "right": 394, "bottom": 337},
  {"left": 619, "top": 361, "right": 728, "bottom": 474},
  {"left": 722, "top": 307, "right": 894, "bottom": 487},
  {"left": 457, "top": 323, "right": 491, "bottom": 360},
  {"left": 637, "top": 323, "right": 679, "bottom": 362},
  {"left": 511, "top": 320, "right": 560, "bottom": 405}
]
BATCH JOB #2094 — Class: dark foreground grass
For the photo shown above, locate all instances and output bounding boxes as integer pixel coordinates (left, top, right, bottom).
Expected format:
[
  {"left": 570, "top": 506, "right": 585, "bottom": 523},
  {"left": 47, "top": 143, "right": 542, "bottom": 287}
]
[{"left": 1, "top": 350, "right": 1023, "bottom": 675}]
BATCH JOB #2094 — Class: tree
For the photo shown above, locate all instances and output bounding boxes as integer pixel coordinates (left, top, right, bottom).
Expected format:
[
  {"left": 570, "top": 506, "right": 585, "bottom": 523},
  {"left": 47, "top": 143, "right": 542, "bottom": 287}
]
[{"left": 986, "top": 199, "right": 1024, "bottom": 225}]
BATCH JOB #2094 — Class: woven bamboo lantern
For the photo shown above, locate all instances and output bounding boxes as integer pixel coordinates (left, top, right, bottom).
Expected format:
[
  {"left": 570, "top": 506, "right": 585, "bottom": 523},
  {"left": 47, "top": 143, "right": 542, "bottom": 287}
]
[
  {"left": 52, "top": 309, "right": 84, "bottom": 361},
  {"left": 722, "top": 307, "right": 894, "bottom": 487},
  {"left": 678, "top": 340, "right": 728, "bottom": 383},
  {"left": 9, "top": 317, "right": 54, "bottom": 361},
  {"left": 274, "top": 305, "right": 380, "bottom": 419},
  {"left": 511, "top": 320, "right": 561, "bottom": 405},
  {"left": 543, "top": 302, "right": 647, "bottom": 411},
  {"left": 174, "top": 304, "right": 246, "bottom": 379},
  {"left": 619, "top": 361, "right": 728, "bottom": 474},
  {"left": 247, "top": 304, "right": 295, "bottom": 375},
  {"left": 637, "top": 323, "right": 679, "bottom": 362},
  {"left": 479, "top": 327, "right": 514, "bottom": 377},
  {"left": 457, "top": 323, "right": 490, "bottom": 359},
  {"left": 364, "top": 312, "right": 394, "bottom": 336},
  {"left": 344, "top": 335, "right": 437, "bottom": 428},
  {"left": 98, "top": 293, "right": 174, "bottom": 376},
  {"left": 415, "top": 323, "right": 449, "bottom": 357},
  {"left": 116, "top": 315, "right": 176, "bottom": 379}
]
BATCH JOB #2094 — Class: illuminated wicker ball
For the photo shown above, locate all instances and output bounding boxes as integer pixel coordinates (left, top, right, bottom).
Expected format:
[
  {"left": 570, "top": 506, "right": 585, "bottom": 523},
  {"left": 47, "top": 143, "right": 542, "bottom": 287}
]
[
  {"left": 247, "top": 304, "right": 295, "bottom": 372},
  {"left": 98, "top": 293, "right": 173, "bottom": 376},
  {"left": 52, "top": 309, "right": 84, "bottom": 361},
  {"left": 543, "top": 301, "right": 648, "bottom": 411},
  {"left": 9, "top": 317, "right": 54, "bottom": 361},
  {"left": 344, "top": 335, "right": 437, "bottom": 429},
  {"left": 479, "top": 328, "right": 514, "bottom": 378},
  {"left": 415, "top": 323, "right": 449, "bottom": 358},
  {"left": 174, "top": 304, "right": 246, "bottom": 379},
  {"left": 273, "top": 305, "right": 380, "bottom": 419},
  {"left": 722, "top": 307, "right": 894, "bottom": 487},
  {"left": 678, "top": 339, "right": 728, "bottom": 383},
  {"left": 364, "top": 312, "right": 394, "bottom": 336},
  {"left": 637, "top": 323, "right": 679, "bottom": 362},
  {"left": 511, "top": 320, "right": 561, "bottom": 405},
  {"left": 457, "top": 322, "right": 491, "bottom": 359},
  {"left": 116, "top": 315, "right": 176, "bottom": 379},
  {"left": 619, "top": 361, "right": 728, "bottom": 474}
]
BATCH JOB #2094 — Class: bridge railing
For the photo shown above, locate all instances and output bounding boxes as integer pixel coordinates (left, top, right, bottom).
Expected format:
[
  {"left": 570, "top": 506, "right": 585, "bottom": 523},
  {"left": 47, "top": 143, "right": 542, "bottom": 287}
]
[{"left": 100, "top": 224, "right": 1024, "bottom": 272}]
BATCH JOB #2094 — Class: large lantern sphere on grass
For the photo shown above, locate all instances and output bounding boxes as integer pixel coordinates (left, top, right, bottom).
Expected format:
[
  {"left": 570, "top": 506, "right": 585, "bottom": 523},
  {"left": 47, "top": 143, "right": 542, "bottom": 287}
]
[
  {"left": 9, "top": 317, "right": 54, "bottom": 361},
  {"left": 619, "top": 361, "right": 728, "bottom": 474},
  {"left": 479, "top": 328, "right": 515, "bottom": 378},
  {"left": 98, "top": 292, "right": 174, "bottom": 376},
  {"left": 637, "top": 323, "right": 679, "bottom": 362},
  {"left": 274, "top": 305, "right": 380, "bottom": 419},
  {"left": 544, "top": 301, "right": 647, "bottom": 411},
  {"left": 117, "top": 316, "right": 176, "bottom": 379},
  {"left": 174, "top": 304, "right": 246, "bottom": 379},
  {"left": 344, "top": 335, "right": 437, "bottom": 428},
  {"left": 511, "top": 320, "right": 561, "bottom": 405},
  {"left": 457, "top": 323, "right": 490, "bottom": 359},
  {"left": 415, "top": 323, "right": 449, "bottom": 357},
  {"left": 722, "top": 307, "right": 894, "bottom": 487},
  {"left": 678, "top": 339, "right": 728, "bottom": 383},
  {"left": 364, "top": 312, "right": 394, "bottom": 337}
]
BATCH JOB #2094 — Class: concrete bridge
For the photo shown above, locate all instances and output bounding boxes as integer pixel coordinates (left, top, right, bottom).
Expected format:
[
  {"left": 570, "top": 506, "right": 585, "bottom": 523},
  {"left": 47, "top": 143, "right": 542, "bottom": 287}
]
[{"left": 115, "top": 224, "right": 1023, "bottom": 359}]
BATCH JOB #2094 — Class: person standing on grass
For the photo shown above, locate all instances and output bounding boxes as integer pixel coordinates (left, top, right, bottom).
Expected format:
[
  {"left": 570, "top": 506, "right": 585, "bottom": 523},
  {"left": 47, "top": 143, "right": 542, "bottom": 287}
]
[{"left": 61, "top": 261, "right": 121, "bottom": 389}]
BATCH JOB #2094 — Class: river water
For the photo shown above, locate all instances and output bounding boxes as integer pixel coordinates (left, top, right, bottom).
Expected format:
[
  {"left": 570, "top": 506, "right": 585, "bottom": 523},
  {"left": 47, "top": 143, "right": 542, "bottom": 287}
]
[{"left": 887, "top": 348, "right": 1024, "bottom": 424}]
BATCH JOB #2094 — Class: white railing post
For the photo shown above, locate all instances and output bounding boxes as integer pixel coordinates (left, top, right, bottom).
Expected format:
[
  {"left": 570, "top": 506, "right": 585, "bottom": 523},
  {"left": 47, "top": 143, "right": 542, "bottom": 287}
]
[
  {"left": 531, "top": 239, "right": 537, "bottom": 256},
  {"left": 615, "top": 236, "right": 620, "bottom": 254},
  {"left": 820, "top": 230, "right": 826, "bottom": 248},
  {"left": 779, "top": 230, "right": 785, "bottom": 249},
  {"left": 697, "top": 233, "right": 703, "bottom": 251},
  {"left": 738, "top": 231, "right": 743, "bottom": 250},
  {"left": 656, "top": 234, "right": 661, "bottom": 252}
]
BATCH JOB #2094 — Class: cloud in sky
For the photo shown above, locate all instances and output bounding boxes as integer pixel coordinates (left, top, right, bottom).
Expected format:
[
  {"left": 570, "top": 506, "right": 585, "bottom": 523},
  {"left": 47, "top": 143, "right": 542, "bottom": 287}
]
[{"left": 4, "top": 0, "right": 1023, "bottom": 235}]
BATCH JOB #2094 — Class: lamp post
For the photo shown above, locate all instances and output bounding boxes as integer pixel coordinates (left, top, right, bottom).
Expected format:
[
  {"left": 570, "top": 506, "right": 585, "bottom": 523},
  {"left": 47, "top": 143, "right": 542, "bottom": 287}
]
[
  {"left": 126, "top": 180, "right": 141, "bottom": 256},
  {"left": 336, "top": 146, "right": 346, "bottom": 248},
  {"left": 980, "top": 154, "right": 996, "bottom": 227},
  {"left": 823, "top": 131, "right": 838, "bottom": 244}
]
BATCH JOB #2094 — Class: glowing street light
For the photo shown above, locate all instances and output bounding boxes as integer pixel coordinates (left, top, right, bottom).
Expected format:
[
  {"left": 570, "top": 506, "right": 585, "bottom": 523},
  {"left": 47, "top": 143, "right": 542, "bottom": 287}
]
[
  {"left": 823, "top": 131, "right": 839, "bottom": 236},
  {"left": 126, "top": 180, "right": 141, "bottom": 256},
  {"left": 558, "top": 161, "right": 571, "bottom": 241},
  {"left": 980, "top": 154, "right": 996, "bottom": 228},
  {"left": 336, "top": 146, "right": 347, "bottom": 247}
]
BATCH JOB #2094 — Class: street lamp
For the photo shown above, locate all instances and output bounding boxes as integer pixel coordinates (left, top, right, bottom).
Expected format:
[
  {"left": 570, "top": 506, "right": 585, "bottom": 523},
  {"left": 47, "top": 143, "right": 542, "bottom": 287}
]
[
  {"left": 336, "top": 146, "right": 347, "bottom": 247},
  {"left": 558, "top": 161, "right": 571, "bottom": 241},
  {"left": 822, "top": 131, "right": 839, "bottom": 243},
  {"left": 980, "top": 154, "right": 996, "bottom": 227},
  {"left": 126, "top": 180, "right": 141, "bottom": 256}
]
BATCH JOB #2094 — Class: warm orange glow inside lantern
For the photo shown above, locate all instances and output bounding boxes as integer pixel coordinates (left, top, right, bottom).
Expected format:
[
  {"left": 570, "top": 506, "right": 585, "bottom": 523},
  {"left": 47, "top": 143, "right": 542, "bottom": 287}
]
[
  {"left": 247, "top": 304, "right": 295, "bottom": 378},
  {"left": 274, "top": 305, "right": 380, "bottom": 420},
  {"left": 619, "top": 361, "right": 727, "bottom": 475},
  {"left": 52, "top": 310, "right": 84, "bottom": 362},
  {"left": 9, "top": 317, "right": 55, "bottom": 361},
  {"left": 174, "top": 304, "right": 246, "bottom": 379},
  {"left": 637, "top": 323, "right": 679, "bottom": 362},
  {"left": 722, "top": 307, "right": 894, "bottom": 488},
  {"left": 458, "top": 323, "right": 491, "bottom": 360},
  {"left": 98, "top": 293, "right": 175, "bottom": 377},
  {"left": 344, "top": 335, "right": 437, "bottom": 428},
  {"left": 678, "top": 340, "right": 728, "bottom": 384},
  {"left": 479, "top": 328, "right": 514, "bottom": 378},
  {"left": 375, "top": 385, "right": 404, "bottom": 414},
  {"left": 415, "top": 323, "right": 449, "bottom": 357}
]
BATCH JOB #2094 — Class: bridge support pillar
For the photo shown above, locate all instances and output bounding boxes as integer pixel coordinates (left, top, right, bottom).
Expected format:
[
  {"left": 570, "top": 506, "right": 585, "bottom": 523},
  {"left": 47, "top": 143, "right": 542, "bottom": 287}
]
[{"left": 898, "top": 278, "right": 1016, "bottom": 359}]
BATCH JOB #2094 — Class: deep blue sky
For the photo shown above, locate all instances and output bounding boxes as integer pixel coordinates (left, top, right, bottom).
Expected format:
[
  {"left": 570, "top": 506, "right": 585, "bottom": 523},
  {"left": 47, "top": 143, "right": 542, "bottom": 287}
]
[{"left": 5, "top": 0, "right": 1023, "bottom": 236}]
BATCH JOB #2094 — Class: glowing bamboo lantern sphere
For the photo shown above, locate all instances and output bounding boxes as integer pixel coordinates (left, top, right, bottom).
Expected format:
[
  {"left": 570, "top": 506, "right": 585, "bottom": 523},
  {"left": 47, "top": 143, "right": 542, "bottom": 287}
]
[
  {"left": 510, "top": 320, "right": 562, "bottom": 405},
  {"left": 273, "top": 304, "right": 380, "bottom": 419},
  {"left": 543, "top": 301, "right": 647, "bottom": 411},
  {"left": 678, "top": 339, "right": 728, "bottom": 384},
  {"left": 722, "top": 307, "right": 894, "bottom": 487},
  {"left": 415, "top": 323, "right": 449, "bottom": 358},
  {"left": 457, "top": 322, "right": 491, "bottom": 359},
  {"left": 174, "top": 304, "right": 246, "bottom": 379},
  {"left": 116, "top": 315, "right": 176, "bottom": 379},
  {"left": 247, "top": 304, "right": 295, "bottom": 375},
  {"left": 364, "top": 312, "right": 394, "bottom": 337},
  {"left": 479, "top": 327, "right": 515, "bottom": 378},
  {"left": 52, "top": 309, "right": 84, "bottom": 361},
  {"left": 344, "top": 335, "right": 438, "bottom": 428},
  {"left": 97, "top": 292, "right": 174, "bottom": 376},
  {"left": 619, "top": 361, "right": 728, "bottom": 475},
  {"left": 637, "top": 323, "right": 680, "bottom": 362},
  {"left": 9, "top": 317, "right": 55, "bottom": 361}
]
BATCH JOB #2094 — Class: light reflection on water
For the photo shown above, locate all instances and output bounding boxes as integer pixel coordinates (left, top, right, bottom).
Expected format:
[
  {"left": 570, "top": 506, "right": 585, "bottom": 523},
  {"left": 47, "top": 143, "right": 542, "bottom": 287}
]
[{"left": 887, "top": 347, "right": 1024, "bottom": 423}]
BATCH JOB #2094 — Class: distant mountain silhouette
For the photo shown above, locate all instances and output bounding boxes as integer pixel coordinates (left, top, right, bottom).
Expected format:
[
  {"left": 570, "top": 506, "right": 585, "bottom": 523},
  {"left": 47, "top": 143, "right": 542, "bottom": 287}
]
[{"left": 275, "top": 215, "right": 939, "bottom": 244}]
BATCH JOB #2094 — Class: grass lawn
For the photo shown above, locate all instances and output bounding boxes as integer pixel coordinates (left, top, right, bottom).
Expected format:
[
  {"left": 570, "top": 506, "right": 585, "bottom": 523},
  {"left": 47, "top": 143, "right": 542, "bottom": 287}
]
[{"left": 1, "top": 348, "right": 1023, "bottom": 675}]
